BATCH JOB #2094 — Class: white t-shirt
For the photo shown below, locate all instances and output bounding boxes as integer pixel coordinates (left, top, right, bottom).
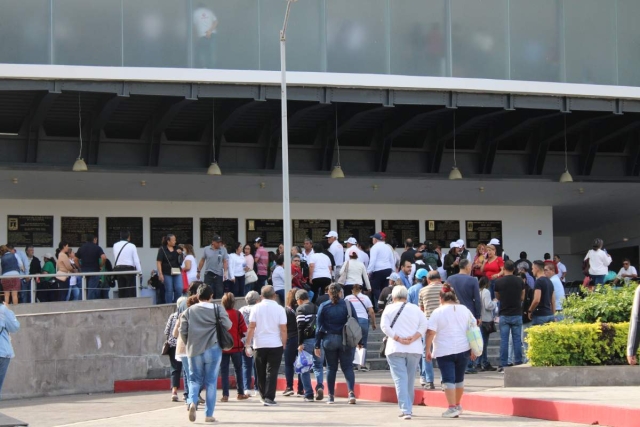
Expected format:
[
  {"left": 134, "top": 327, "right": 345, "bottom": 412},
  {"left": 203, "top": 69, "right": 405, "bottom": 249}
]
[
  {"left": 272, "top": 265, "right": 285, "bottom": 291},
  {"left": 585, "top": 249, "right": 612, "bottom": 275},
  {"left": 310, "top": 253, "right": 332, "bottom": 279},
  {"left": 428, "top": 303, "right": 473, "bottom": 358},
  {"left": 329, "top": 240, "right": 344, "bottom": 267},
  {"left": 556, "top": 261, "right": 567, "bottom": 280},
  {"left": 181, "top": 254, "right": 198, "bottom": 284},
  {"left": 345, "top": 294, "right": 372, "bottom": 319},
  {"left": 228, "top": 253, "right": 246, "bottom": 278},
  {"left": 618, "top": 266, "right": 638, "bottom": 283},
  {"left": 249, "top": 299, "right": 287, "bottom": 349},
  {"left": 193, "top": 7, "right": 217, "bottom": 37}
]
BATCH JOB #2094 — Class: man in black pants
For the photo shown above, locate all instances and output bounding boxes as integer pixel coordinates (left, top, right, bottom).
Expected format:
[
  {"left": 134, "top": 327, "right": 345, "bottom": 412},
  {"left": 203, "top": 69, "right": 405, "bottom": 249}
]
[
  {"left": 197, "top": 235, "right": 228, "bottom": 299},
  {"left": 244, "top": 285, "right": 287, "bottom": 406}
]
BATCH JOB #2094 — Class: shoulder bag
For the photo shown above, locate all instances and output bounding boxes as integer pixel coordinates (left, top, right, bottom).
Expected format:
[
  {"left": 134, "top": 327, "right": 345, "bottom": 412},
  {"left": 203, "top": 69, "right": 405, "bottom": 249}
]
[
  {"left": 215, "top": 304, "right": 235, "bottom": 351},
  {"left": 110, "top": 242, "right": 130, "bottom": 288},
  {"left": 466, "top": 312, "right": 484, "bottom": 357},
  {"left": 337, "top": 260, "right": 350, "bottom": 286},
  {"left": 161, "top": 313, "right": 172, "bottom": 356},
  {"left": 161, "top": 246, "right": 181, "bottom": 276},
  {"left": 342, "top": 300, "right": 363, "bottom": 347},
  {"left": 353, "top": 294, "right": 369, "bottom": 314},
  {"left": 380, "top": 302, "right": 406, "bottom": 358}
]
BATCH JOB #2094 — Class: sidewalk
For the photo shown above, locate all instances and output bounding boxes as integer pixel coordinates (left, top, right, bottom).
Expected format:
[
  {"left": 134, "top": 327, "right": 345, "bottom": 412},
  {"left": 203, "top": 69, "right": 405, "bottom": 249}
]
[{"left": 0, "top": 391, "right": 586, "bottom": 427}]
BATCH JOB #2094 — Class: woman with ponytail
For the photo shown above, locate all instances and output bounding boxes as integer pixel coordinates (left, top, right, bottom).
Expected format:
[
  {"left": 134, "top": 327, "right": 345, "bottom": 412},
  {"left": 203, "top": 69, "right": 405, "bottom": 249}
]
[{"left": 424, "top": 284, "right": 476, "bottom": 419}]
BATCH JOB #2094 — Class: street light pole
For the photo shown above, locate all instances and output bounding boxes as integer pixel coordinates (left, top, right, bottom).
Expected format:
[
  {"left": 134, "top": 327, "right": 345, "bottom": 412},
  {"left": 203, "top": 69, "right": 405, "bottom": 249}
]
[{"left": 281, "top": 0, "right": 296, "bottom": 297}]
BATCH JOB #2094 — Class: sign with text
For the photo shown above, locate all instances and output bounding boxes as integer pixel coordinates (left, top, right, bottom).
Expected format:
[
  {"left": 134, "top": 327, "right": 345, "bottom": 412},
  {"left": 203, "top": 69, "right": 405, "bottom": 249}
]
[
  {"left": 465, "top": 220, "right": 502, "bottom": 249},
  {"left": 200, "top": 218, "right": 238, "bottom": 248},
  {"left": 61, "top": 217, "right": 99, "bottom": 248},
  {"left": 246, "top": 219, "right": 284, "bottom": 248},
  {"left": 150, "top": 217, "right": 193, "bottom": 248},
  {"left": 337, "top": 219, "right": 376, "bottom": 247},
  {"left": 382, "top": 220, "right": 419, "bottom": 245},
  {"left": 7, "top": 215, "right": 53, "bottom": 248},
  {"left": 106, "top": 217, "right": 143, "bottom": 248},
  {"left": 293, "top": 219, "right": 331, "bottom": 246},
  {"left": 424, "top": 220, "right": 461, "bottom": 248}
]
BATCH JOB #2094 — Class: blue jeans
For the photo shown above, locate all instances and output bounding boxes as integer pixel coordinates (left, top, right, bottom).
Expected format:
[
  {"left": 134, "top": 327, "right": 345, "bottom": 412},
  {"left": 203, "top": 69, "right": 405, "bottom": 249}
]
[
  {"left": 283, "top": 335, "right": 302, "bottom": 391},
  {"left": 66, "top": 286, "right": 80, "bottom": 302},
  {"left": 420, "top": 338, "right": 434, "bottom": 382},
  {"left": 241, "top": 353, "right": 257, "bottom": 393},
  {"left": 590, "top": 274, "right": 606, "bottom": 286},
  {"left": 87, "top": 275, "right": 101, "bottom": 300},
  {"left": 163, "top": 274, "right": 183, "bottom": 304},
  {"left": 19, "top": 279, "right": 31, "bottom": 304},
  {"left": 188, "top": 343, "right": 222, "bottom": 418},
  {"left": 276, "top": 289, "right": 285, "bottom": 306},
  {"left": 437, "top": 350, "right": 470, "bottom": 389},
  {"left": 220, "top": 352, "right": 244, "bottom": 396},
  {"left": 322, "top": 334, "right": 355, "bottom": 396},
  {"left": 531, "top": 315, "right": 555, "bottom": 326},
  {"left": 387, "top": 353, "right": 421, "bottom": 416},
  {"left": 181, "top": 356, "right": 191, "bottom": 403},
  {"left": 356, "top": 317, "right": 369, "bottom": 366},
  {"left": 300, "top": 338, "right": 324, "bottom": 398},
  {"left": 500, "top": 315, "right": 523, "bottom": 367},
  {"left": 0, "top": 357, "right": 10, "bottom": 398}
]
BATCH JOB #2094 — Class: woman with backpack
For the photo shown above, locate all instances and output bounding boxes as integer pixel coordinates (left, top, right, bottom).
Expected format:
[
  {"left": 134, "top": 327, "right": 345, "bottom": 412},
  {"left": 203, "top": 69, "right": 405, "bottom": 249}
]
[{"left": 314, "top": 284, "right": 359, "bottom": 405}]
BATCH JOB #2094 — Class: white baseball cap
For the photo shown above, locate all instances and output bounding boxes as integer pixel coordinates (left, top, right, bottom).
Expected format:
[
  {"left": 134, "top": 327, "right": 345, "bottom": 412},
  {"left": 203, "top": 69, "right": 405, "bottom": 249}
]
[
  {"left": 344, "top": 237, "right": 357, "bottom": 245},
  {"left": 325, "top": 231, "right": 338, "bottom": 238},
  {"left": 489, "top": 238, "right": 501, "bottom": 245},
  {"left": 456, "top": 239, "right": 465, "bottom": 247},
  {"left": 449, "top": 241, "right": 461, "bottom": 249}
]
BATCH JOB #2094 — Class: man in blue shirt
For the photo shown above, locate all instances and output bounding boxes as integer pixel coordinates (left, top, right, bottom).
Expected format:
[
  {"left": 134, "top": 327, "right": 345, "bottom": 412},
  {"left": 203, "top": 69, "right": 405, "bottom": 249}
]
[
  {"left": 544, "top": 264, "right": 566, "bottom": 321},
  {"left": 408, "top": 269, "right": 428, "bottom": 305},
  {"left": 446, "top": 259, "right": 481, "bottom": 321},
  {"left": 398, "top": 260, "right": 413, "bottom": 289}
]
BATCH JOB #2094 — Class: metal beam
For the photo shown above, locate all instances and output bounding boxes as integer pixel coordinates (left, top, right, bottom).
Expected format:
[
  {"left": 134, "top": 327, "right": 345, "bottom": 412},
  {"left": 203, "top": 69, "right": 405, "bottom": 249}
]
[
  {"left": 270, "top": 103, "right": 331, "bottom": 139},
  {"left": 22, "top": 91, "right": 61, "bottom": 163},
  {"left": 478, "top": 130, "right": 497, "bottom": 174},
  {"left": 87, "top": 94, "right": 125, "bottom": 132},
  {"left": 489, "top": 112, "right": 563, "bottom": 146},
  {"left": 217, "top": 100, "right": 263, "bottom": 138},
  {"left": 384, "top": 108, "right": 450, "bottom": 141},
  {"left": 626, "top": 132, "right": 640, "bottom": 176},
  {"left": 436, "top": 110, "right": 511, "bottom": 143},
  {"left": 581, "top": 121, "right": 640, "bottom": 176},
  {"left": 153, "top": 97, "right": 196, "bottom": 135},
  {"left": 327, "top": 106, "right": 390, "bottom": 141},
  {"left": 580, "top": 132, "right": 597, "bottom": 176}
]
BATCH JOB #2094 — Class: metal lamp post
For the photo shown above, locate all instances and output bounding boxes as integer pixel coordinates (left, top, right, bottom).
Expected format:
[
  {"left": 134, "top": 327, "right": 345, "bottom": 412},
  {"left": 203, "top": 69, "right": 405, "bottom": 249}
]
[{"left": 281, "top": 0, "right": 296, "bottom": 296}]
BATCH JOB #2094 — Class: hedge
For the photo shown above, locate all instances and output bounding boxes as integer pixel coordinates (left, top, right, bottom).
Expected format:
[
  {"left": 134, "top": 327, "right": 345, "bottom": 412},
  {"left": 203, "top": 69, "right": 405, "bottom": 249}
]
[
  {"left": 526, "top": 322, "right": 634, "bottom": 366},
  {"left": 562, "top": 282, "right": 638, "bottom": 324}
]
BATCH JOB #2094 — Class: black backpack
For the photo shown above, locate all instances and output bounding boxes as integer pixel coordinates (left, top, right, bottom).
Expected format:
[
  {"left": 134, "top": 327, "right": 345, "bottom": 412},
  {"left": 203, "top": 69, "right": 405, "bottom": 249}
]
[
  {"left": 300, "top": 259, "right": 310, "bottom": 281},
  {"left": 522, "top": 286, "right": 535, "bottom": 324},
  {"left": 423, "top": 251, "right": 439, "bottom": 271}
]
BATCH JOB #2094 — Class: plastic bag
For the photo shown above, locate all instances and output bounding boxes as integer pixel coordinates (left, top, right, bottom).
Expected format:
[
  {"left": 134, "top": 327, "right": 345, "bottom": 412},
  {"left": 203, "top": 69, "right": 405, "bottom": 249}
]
[{"left": 294, "top": 350, "right": 314, "bottom": 375}]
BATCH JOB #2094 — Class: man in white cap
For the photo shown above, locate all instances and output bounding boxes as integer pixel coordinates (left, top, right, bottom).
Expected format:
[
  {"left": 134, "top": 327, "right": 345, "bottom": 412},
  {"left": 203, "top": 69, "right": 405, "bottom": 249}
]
[
  {"left": 456, "top": 239, "right": 471, "bottom": 262},
  {"left": 325, "top": 231, "right": 344, "bottom": 282},
  {"left": 344, "top": 237, "right": 359, "bottom": 258},
  {"left": 443, "top": 241, "right": 463, "bottom": 278},
  {"left": 367, "top": 232, "right": 396, "bottom": 310}
]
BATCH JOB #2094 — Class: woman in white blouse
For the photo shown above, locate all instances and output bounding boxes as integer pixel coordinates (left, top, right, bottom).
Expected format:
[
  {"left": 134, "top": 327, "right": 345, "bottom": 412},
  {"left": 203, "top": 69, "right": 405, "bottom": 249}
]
[
  {"left": 181, "top": 244, "right": 198, "bottom": 287},
  {"left": 309, "top": 243, "right": 332, "bottom": 304},
  {"left": 584, "top": 238, "right": 612, "bottom": 286},
  {"left": 380, "top": 286, "right": 429, "bottom": 420},
  {"left": 228, "top": 242, "right": 247, "bottom": 297},
  {"left": 339, "top": 251, "right": 371, "bottom": 297},
  {"left": 271, "top": 255, "right": 286, "bottom": 304}
]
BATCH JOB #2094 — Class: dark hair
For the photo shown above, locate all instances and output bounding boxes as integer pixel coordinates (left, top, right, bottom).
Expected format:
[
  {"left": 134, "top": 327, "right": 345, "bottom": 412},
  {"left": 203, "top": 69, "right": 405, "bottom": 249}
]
[
  {"left": 459, "top": 259, "right": 470, "bottom": 270},
  {"left": 520, "top": 251, "right": 527, "bottom": 259},
  {"left": 197, "top": 283, "right": 213, "bottom": 301},
  {"left": 352, "top": 284, "right": 363, "bottom": 293},
  {"left": 187, "top": 295, "right": 199, "bottom": 307},
  {"left": 543, "top": 253, "right": 551, "bottom": 260},
  {"left": 86, "top": 233, "right": 96, "bottom": 243},
  {"left": 623, "top": 258, "right": 630, "bottom": 263},
  {"left": 286, "top": 289, "right": 298, "bottom": 309},
  {"left": 276, "top": 255, "right": 284, "bottom": 266},
  {"left": 120, "top": 230, "right": 130, "bottom": 241},
  {"left": 504, "top": 260, "right": 516, "bottom": 272},
  {"left": 313, "top": 243, "right": 324, "bottom": 253},
  {"left": 268, "top": 251, "right": 276, "bottom": 263},
  {"left": 221, "top": 292, "right": 235, "bottom": 310},
  {"left": 328, "top": 283, "right": 342, "bottom": 304},
  {"left": 554, "top": 254, "right": 561, "bottom": 260},
  {"left": 25, "top": 245, "right": 34, "bottom": 252},
  {"left": 243, "top": 244, "right": 254, "bottom": 255},
  {"left": 188, "top": 280, "right": 203, "bottom": 296},
  {"left": 478, "top": 276, "right": 490, "bottom": 290},
  {"left": 532, "top": 260, "right": 545, "bottom": 271},
  {"left": 593, "top": 238, "right": 604, "bottom": 250},
  {"left": 402, "top": 259, "right": 412, "bottom": 267},
  {"left": 232, "top": 242, "right": 242, "bottom": 252},
  {"left": 56, "top": 241, "right": 69, "bottom": 258},
  {"left": 439, "top": 283, "right": 458, "bottom": 303},
  {"left": 349, "top": 251, "right": 358, "bottom": 259}
]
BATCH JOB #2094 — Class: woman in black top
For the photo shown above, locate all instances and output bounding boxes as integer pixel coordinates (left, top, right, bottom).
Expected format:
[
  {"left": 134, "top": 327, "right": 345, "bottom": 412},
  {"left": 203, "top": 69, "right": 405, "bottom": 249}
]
[
  {"left": 282, "top": 289, "right": 304, "bottom": 397},
  {"left": 156, "top": 234, "right": 184, "bottom": 304}
]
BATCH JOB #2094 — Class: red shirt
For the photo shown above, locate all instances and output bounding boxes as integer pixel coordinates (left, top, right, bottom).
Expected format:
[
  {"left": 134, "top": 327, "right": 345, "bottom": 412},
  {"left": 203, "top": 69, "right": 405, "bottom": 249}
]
[
  {"left": 223, "top": 308, "right": 247, "bottom": 354},
  {"left": 291, "top": 265, "right": 306, "bottom": 289},
  {"left": 484, "top": 257, "right": 504, "bottom": 279}
]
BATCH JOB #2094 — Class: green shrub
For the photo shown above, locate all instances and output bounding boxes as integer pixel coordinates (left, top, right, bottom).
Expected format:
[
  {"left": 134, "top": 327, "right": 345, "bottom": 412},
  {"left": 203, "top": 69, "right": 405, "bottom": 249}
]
[
  {"left": 562, "top": 282, "right": 638, "bottom": 323},
  {"left": 526, "top": 322, "right": 635, "bottom": 366}
]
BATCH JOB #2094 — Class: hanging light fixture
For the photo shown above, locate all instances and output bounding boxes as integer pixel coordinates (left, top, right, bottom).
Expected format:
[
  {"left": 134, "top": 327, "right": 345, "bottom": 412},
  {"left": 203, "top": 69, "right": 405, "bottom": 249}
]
[
  {"left": 331, "top": 105, "right": 345, "bottom": 178},
  {"left": 207, "top": 99, "right": 222, "bottom": 175},
  {"left": 448, "top": 110, "right": 462, "bottom": 180},
  {"left": 559, "top": 114, "right": 573, "bottom": 183},
  {"left": 72, "top": 92, "right": 88, "bottom": 172}
]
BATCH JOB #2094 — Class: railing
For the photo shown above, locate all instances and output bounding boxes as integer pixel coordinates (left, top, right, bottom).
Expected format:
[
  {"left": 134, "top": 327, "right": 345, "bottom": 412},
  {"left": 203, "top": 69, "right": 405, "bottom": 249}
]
[{"left": 0, "top": 271, "right": 143, "bottom": 303}]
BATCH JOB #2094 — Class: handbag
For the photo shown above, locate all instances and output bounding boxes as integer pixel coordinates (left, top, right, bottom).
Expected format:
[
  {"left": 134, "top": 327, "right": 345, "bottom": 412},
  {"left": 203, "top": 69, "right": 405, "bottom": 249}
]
[
  {"left": 161, "top": 316, "right": 171, "bottom": 356},
  {"left": 245, "top": 269, "right": 258, "bottom": 284},
  {"left": 215, "top": 304, "right": 234, "bottom": 351},
  {"left": 481, "top": 320, "right": 496, "bottom": 334},
  {"left": 337, "top": 261, "right": 350, "bottom": 286},
  {"left": 161, "top": 246, "right": 181, "bottom": 276},
  {"left": 380, "top": 302, "right": 406, "bottom": 358},
  {"left": 181, "top": 269, "right": 189, "bottom": 293}
]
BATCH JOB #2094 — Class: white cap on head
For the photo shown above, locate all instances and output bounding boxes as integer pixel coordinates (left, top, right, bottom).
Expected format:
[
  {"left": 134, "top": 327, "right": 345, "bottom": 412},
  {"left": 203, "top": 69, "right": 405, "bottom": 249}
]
[
  {"left": 456, "top": 239, "right": 465, "bottom": 247},
  {"left": 325, "top": 231, "right": 338, "bottom": 238},
  {"left": 449, "top": 241, "right": 461, "bottom": 249},
  {"left": 489, "top": 238, "right": 501, "bottom": 245},
  {"left": 344, "top": 237, "right": 357, "bottom": 245}
]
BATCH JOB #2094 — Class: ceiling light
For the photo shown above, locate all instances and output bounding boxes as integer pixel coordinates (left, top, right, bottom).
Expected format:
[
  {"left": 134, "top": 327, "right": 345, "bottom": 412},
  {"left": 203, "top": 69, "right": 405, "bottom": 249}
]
[
  {"left": 559, "top": 115, "right": 572, "bottom": 183},
  {"left": 73, "top": 93, "right": 88, "bottom": 172},
  {"left": 449, "top": 111, "right": 462, "bottom": 180},
  {"left": 331, "top": 165, "right": 345, "bottom": 179},
  {"left": 207, "top": 162, "right": 221, "bottom": 176},
  {"left": 207, "top": 100, "right": 222, "bottom": 176},
  {"left": 559, "top": 170, "right": 573, "bottom": 183},
  {"left": 448, "top": 166, "right": 462, "bottom": 180},
  {"left": 623, "top": 238, "right": 629, "bottom": 242},
  {"left": 479, "top": 187, "right": 485, "bottom": 192}
]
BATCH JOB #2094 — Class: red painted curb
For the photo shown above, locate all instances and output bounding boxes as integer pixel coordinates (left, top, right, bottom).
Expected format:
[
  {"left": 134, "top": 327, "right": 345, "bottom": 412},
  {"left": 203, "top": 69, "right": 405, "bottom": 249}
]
[{"left": 114, "top": 378, "right": 637, "bottom": 427}]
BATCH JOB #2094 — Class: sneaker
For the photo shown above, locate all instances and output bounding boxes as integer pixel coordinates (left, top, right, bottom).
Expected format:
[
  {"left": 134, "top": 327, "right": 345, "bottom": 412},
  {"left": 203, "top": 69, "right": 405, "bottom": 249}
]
[
  {"left": 497, "top": 367, "right": 505, "bottom": 373},
  {"left": 303, "top": 396, "right": 315, "bottom": 402},
  {"left": 198, "top": 396, "right": 206, "bottom": 405},
  {"left": 419, "top": 378, "right": 427, "bottom": 387},
  {"left": 315, "top": 388, "right": 324, "bottom": 401},
  {"left": 263, "top": 398, "right": 277, "bottom": 406},
  {"left": 188, "top": 403, "right": 197, "bottom": 422},
  {"left": 427, "top": 382, "right": 435, "bottom": 390},
  {"left": 250, "top": 390, "right": 258, "bottom": 397},
  {"left": 171, "top": 393, "right": 179, "bottom": 402},
  {"left": 282, "top": 388, "right": 294, "bottom": 397},
  {"left": 296, "top": 391, "right": 305, "bottom": 397},
  {"left": 348, "top": 392, "right": 356, "bottom": 405},
  {"left": 398, "top": 413, "right": 412, "bottom": 418},
  {"left": 359, "top": 366, "right": 370, "bottom": 372},
  {"left": 236, "top": 394, "right": 249, "bottom": 400},
  {"left": 403, "top": 414, "right": 412, "bottom": 420},
  {"left": 483, "top": 364, "right": 497, "bottom": 372},
  {"left": 455, "top": 405, "right": 463, "bottom": 414},
  {"left": 327, "top": 395, "right": 335, "bottom": 405},
  {"left": 219, "top": 396, "right": 229, "bottom": 402},
  {"left": 465, "top": 368, "right": 478, "bottom": 374},
  {"left": 442, "top": 407, "right": 460, "bottom": 418},
  {"left": 204, "top": 417, "right": 216, "bottom": 423}
]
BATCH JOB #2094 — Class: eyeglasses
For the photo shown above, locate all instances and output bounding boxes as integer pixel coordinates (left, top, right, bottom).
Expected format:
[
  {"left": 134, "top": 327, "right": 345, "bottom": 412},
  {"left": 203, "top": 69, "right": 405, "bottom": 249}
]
[{"left": 293, "top": 260, "right": 300, "bottom": 263}]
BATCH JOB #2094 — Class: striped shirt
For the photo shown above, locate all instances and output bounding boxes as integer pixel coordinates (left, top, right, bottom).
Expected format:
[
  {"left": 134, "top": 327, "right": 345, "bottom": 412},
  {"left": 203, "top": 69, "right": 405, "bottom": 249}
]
[{"left": 418, "top": 282, "right": 443, "bottom": 318}]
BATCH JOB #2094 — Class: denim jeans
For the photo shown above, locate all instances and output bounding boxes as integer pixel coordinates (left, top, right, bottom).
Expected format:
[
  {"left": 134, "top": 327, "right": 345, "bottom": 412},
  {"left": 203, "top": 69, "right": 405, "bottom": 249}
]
[
  {"left": 387, "top": 353, "right": 421, "bottom": 415},
  {"left": 499, "top": 315, "right": 523, "bottom": 367},
  {"left": 181, "top": 356, "right": 191, "bottom": 403},
  {"left": 420, "top": 338, "right": 434, "bottom": 382},
  {"left": 188, "top": 343, "right": 222, "bottom": 418},
  {"left": 437, "top": 350, "right": 470, "bottom": 388},
  {"left": 356, "top": 317, "right": 369, "bottom": 366},
  {"left": 204, "top": 272, "right": 224, "bottom": 299},
  {"left": 0, "top": 357, "right": 10, "bottom": 398},
  {"left": 66, "top": 285, "right": 81, "bottom": 302},
  {"left": 87, "top": 275, "right": 102, "bottom": 300},
  {"left": 220, "top": 351, "right": 244, "bottom": 396},
  {"left": 283, "top": 335, "right": 300, "bottom": 390},
  {"left": 477, "top": 323, "right": 492, "bottom": 368},
  {"left": 370, "top": 269, "right": 392, "bottom": 311},
  {"left": 322, "top": 334, "right": 355, "bottom": 396},
  {"left": 232, "top": 276, "right": 245, "bottom": 297},
  {"left": 241, "top": 353, "right": 257, "bottom": 393},
  {"left": 276, "top": 290, "right": 285, "bottom": 306},
  {"left": 19, "top": 279, "right": 31, "bottom": 304},
  {"left": 590, "top": 274, "right": 606, "bottom": 286},
  {"left": 163, "top": 274, "right": 183, "bottom": 304},
  {"left": 300, "top": 338, "right": 324, "bottom": 398},
  {"left": 531, "top": 315, "right": 555, "bottom": 326}
]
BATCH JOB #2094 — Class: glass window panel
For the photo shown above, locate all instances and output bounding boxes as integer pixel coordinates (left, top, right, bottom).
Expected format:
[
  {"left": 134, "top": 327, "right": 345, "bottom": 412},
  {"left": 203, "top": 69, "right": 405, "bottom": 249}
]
[
  {"left": 617, "top": 0, "right": 640, "bottom": 87},
  {"left": 193, "top": 0, "right": 259, "bottom": 70},
  {"left": 123, "top": 0, "right": 189, "bottom": 68},
  {"left": 53, "top": 0, "right": 121, "bottom": 66},
  {"left": 564, "top": 0, "right": 616, "bottom": 85},
  {"left": 326, "top": 0, "right": 388, "bottom": 74},
  {"left": 390, "top": 0, "right": 446, "bottom": 76},
  {"left": 259, "top": 0, "right": 323, "bottom": 71},
  {"left": 510, "top": 0, "right": 561, "bottom": 82},
  {"left": 0, "top": 0, "right": 50, "bottom": 64},
  {"left": 451, "top": 0, "right": 508, "bottom": 79}
]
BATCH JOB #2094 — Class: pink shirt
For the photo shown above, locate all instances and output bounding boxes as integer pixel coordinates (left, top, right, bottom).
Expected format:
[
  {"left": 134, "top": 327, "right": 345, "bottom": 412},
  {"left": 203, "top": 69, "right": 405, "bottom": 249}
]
[{"left": 255, "top": 247, "right": 269, "bottom": 276}]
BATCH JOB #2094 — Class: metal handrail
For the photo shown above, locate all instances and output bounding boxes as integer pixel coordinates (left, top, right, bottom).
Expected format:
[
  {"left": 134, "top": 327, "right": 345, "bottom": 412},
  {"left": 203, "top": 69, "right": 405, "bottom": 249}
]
[{"left": 0, "top": 270, "right": 143, "bottom": 302}]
